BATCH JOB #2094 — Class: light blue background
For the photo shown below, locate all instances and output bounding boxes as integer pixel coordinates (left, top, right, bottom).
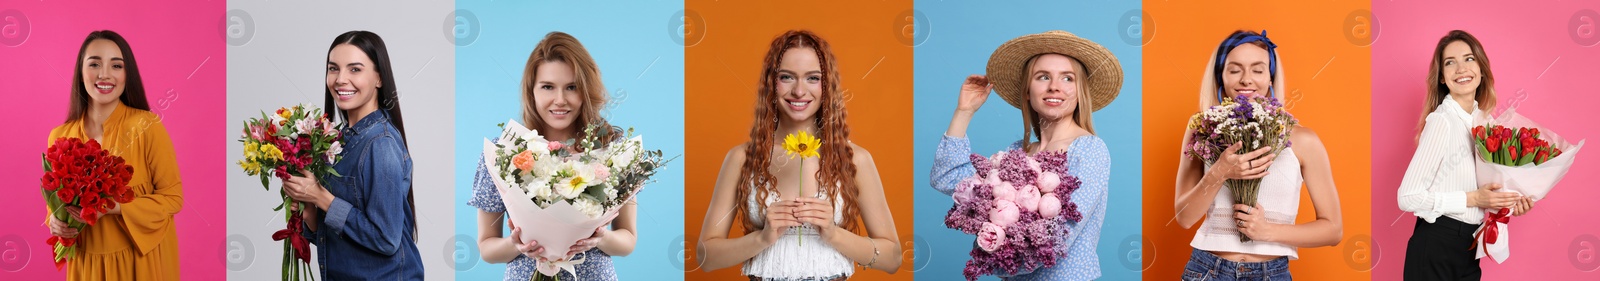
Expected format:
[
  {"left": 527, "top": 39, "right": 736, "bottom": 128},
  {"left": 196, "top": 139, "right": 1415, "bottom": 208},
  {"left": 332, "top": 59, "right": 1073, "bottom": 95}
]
[
  {"left": 911, "top": 1, "right": 1144, "bottom": 280},
  {"left": 452, "top": 0, "right": 685, "bottom": 280}
]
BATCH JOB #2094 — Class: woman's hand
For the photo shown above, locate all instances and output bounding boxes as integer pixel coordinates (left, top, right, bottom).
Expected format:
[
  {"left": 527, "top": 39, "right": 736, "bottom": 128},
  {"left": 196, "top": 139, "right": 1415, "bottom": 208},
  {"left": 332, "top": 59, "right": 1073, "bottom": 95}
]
[
  {"left": 1232, "top": 203, "right": 1279, "bottom": 242},
  {"left": 1467, "top": 183, "right": 1520, "bottom": 210},
  {"left": 792, "top": 196, "right": 839, "bottom": 242},
  {"left": 48, "top": 215, "right": 79, "bottom": 238},
  {"left": 956, "top": 75, "right": 993, "bottom": 114},
  {"left": 283, "top": 170, "right": 332, "bottom": 211},
  {"left": 947, "top": 75, "right": 995, "bottom": 138},
  {"left": 1208, "top": 142, "right": 1275, "bottom": 180},
  {"left": 566, "top": 226, "right": 606, "bottom": 257},
  {"left": 1511, "top": 196, "right": 1535, "bottom": 216},
  {"left": 759, "top": 199, "right": 802, "bottom": 245},
  {"left": 508, "top": 224, "right": 546, "bottom": 259},
  {"left": 63, "top": 205, "right": 115, "bottom": 225}
]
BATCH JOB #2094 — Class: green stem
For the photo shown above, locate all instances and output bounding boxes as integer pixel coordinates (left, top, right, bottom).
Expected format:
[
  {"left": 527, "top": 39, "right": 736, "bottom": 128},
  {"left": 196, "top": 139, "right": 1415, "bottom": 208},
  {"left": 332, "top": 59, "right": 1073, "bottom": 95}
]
[{"left": 798, "top": 161, "right": 803, "bottom": 247}]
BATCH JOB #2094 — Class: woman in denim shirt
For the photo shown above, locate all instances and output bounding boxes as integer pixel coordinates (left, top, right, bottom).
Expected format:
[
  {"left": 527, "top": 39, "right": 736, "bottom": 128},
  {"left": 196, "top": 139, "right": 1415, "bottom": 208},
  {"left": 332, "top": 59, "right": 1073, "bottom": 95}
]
[{"left": 282, "top": 30, "right": 424, "bottom": 280}]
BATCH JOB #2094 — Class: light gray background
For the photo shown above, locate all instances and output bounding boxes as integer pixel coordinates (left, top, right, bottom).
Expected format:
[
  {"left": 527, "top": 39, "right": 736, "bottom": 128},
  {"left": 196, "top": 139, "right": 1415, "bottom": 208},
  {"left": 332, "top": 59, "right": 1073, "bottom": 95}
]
[{"left": 224, "top": 1, "right": 455, "bottom": 280}]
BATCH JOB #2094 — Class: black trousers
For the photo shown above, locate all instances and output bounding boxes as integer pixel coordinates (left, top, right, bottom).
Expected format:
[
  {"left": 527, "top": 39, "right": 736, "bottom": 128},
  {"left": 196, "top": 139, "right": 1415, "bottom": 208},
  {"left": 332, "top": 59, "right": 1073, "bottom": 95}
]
[{"left": 1404, "top": 216, "right": 1482, "bottom": 281}]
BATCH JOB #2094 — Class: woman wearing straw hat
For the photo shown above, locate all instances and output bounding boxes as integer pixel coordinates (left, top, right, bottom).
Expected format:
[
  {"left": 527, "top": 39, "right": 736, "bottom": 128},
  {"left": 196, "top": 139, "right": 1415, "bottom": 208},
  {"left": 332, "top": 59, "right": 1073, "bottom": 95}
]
[
  {"left": 1171, "top": 30, "right": 1344, "bottom": 281},
  {"left": 931, "top": 30, "right": 1118, "bottom": 280}
]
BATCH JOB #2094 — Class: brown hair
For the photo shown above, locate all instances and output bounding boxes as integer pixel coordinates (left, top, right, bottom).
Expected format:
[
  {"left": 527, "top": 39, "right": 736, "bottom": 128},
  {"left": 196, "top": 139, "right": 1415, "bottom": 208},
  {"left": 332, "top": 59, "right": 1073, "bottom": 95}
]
[
  {"left": 522, "top": 31, "right": 614, "bottom": 143},
  {"left": 67, "top": 30, "right": 150, "bottom": 123},
  {"left": 734, "top": 30, "right": 862, "bottom": 235},
  {"left": 1420, "top": 30, "right": 1497, "bottom": 133},
  {"left": 1020, "top": 53, "right": 1096, "bottom": 146}
]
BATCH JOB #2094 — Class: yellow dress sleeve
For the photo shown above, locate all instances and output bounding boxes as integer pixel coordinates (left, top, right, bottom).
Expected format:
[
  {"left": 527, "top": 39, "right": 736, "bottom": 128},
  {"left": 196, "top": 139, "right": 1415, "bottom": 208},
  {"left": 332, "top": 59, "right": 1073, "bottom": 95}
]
[{"left": 118, "top": 117, "right": 186, "bottom": 255}]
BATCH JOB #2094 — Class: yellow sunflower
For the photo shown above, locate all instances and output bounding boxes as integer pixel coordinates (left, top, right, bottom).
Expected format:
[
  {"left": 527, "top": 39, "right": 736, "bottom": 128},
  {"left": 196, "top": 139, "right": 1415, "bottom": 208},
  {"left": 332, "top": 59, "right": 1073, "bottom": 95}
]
[{"left": 782, "top": 131, "right": 821, "bottom": 159}]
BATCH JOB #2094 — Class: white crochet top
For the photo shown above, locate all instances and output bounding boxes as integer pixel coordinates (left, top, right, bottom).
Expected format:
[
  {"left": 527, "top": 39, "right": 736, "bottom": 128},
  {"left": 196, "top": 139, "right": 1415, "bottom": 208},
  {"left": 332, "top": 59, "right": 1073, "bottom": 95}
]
[{"left": 742, "top": 186, "right": 853, "bottom": 279}]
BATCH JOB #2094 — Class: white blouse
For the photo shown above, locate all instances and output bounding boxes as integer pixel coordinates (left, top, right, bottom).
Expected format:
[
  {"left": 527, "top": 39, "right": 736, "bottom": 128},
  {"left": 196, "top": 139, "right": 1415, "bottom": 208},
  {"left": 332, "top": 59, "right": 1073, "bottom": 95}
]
[{"left": 1396, "top": 98, "right": 1484, "bottom": 224}]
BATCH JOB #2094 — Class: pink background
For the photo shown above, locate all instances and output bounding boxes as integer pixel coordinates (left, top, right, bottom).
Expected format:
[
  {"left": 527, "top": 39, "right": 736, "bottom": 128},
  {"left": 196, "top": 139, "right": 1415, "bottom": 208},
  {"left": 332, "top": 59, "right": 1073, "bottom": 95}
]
[
  {"left": 0, "top": 1, "right": 226, "bottom": 279},
  {"left": 1371, "top": 1, "right": 1600, "bottom": 280}
]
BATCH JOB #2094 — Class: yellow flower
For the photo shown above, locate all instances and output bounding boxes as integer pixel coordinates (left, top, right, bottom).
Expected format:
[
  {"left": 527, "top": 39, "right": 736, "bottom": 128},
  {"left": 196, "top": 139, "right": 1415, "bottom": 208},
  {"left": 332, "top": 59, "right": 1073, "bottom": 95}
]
[
  {"left": 238, "top": 160, "right": 261, "bottom": 174},
  {"left": 782, "top": 130, "right": 821, "bottom": 159},
  {"left": 243, "top": 141, "right": 260, "bottom": 160},
  {"left": 260, "top": 143, "right": 284, "bottom": 161},
  {"left": 278, "top": 107, "right": 293, "bottom": 119}
]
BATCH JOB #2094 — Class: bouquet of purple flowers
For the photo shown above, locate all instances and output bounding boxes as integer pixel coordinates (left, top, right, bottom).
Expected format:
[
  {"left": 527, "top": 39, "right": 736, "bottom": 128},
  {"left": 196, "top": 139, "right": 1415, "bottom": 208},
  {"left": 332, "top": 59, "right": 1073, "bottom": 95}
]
[
  {"left": 1184, "top": 94, "right": 1297, "bottom": 242},
  {"left": 944, "top": 149, "right": 1083, "bottom": 281}
]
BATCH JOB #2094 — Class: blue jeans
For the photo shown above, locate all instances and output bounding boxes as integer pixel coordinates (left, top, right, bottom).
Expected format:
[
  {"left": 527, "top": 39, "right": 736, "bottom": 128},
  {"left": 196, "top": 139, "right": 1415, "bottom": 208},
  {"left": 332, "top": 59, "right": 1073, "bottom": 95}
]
[{"left": 1181, "top": 249, "right": 1291, "bottom": 281}]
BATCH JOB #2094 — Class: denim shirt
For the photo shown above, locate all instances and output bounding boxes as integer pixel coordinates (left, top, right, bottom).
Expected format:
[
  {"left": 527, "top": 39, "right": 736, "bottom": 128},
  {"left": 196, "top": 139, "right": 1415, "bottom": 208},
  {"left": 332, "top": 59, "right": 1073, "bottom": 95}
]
[{"left": 302, "top": 109, "right": 424, "bottom": 280}]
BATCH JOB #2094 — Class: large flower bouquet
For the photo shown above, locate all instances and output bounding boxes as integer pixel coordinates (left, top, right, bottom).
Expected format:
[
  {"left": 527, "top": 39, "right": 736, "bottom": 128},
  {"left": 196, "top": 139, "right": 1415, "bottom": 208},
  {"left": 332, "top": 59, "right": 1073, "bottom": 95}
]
[
  {"left": 1183, "top": 94, "right": 1298, "bottom": 242},
  {"left": 944, "top": 149, "right": 1082, "bottom": 281},
  {"left": 40, "top": 138, "right": 135, "bottom": 270},
  {"left": 1469, "top": 108, "right": 1584, "bottom": 263},
  {"left": 481, "top": 119, "right": 668, "bottom": 278},
  {"left": 236, "top": 104, "right": 343, "bottom": 281}
]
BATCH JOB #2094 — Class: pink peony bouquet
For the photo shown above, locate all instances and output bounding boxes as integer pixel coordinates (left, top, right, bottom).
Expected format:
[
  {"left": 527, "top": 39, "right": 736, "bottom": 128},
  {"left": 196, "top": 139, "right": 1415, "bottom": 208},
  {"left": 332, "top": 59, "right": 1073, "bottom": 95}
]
[{"left": 944, "top": 149, "right": 1082, "bottom": 281}]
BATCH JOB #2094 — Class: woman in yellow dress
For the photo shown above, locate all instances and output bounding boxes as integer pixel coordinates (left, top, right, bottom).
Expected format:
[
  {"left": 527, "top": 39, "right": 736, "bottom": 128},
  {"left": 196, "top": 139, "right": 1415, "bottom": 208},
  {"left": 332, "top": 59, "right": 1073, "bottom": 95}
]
[{"left": 44, "top": 30, "right": 184, "bottom": 280}]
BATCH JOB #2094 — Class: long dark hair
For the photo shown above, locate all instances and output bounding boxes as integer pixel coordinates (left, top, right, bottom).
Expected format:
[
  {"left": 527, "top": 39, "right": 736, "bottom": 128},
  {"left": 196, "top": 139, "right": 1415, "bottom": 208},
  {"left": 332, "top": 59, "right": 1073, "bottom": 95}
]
[
  {"left": 67, "top": 30, "right": 150, "bottom": 123},
  {"left": 322, "top": 30, "right": 415, "bottom": 238}
]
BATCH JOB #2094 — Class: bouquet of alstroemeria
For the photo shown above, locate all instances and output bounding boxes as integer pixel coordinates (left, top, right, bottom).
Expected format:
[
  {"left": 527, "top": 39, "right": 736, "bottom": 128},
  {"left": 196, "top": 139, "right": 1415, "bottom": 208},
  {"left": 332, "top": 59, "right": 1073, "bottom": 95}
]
[
  {"left": 944, "top": 149, "right": 1082, "bottom": 281},
  {"left": 482, "top": 119, "right": 668, "bottom": 278},
  {"left": 1183, "top": 94, "right": 1297, "bottom": 242},
  {"left": 1469, "top": 108, "right": 1584, "bottom": 263},
  {"left": 40, "top": 138, "right": 135, "bottom": 271},
  {"left": 236, "top": 104, "right": 343, "bottom": 281}
]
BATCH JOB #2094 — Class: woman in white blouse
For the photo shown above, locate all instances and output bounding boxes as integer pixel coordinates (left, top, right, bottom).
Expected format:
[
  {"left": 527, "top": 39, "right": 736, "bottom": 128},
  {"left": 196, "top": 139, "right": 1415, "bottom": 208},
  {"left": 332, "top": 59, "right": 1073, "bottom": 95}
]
[{"left": 1396, "top": 30, "right": 1534, "bottom": 281}]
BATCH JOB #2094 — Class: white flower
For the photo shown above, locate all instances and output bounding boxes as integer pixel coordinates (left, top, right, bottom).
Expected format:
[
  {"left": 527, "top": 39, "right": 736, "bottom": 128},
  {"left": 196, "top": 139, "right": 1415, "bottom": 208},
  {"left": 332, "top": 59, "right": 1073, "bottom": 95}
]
[
  {"left": 525, "top": 180, "right": 553, "bottom": 204},
  {"left": 294, "top": 118, "right": 316, "bottom": 136},
  {"left": 572, "top": 196, "right": 605, "bottom": 218},
  {"left": 553, "top": 160, "right": 595, "bottom": 199},
  {"left": 608, "top": 148, "right": 637, "bottom": 169},
  {"left": 325, "top": 141, "right": 343, "bottom": 163},
  {"left": 600, "top": 184, "right": 618, "bottom": 200}
]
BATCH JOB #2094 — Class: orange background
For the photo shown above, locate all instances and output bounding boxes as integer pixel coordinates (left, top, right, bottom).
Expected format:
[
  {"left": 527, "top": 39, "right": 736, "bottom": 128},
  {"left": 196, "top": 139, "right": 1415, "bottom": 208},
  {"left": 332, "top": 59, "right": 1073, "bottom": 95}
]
[
  {"left": 1141, "top": 1, "right": 1373, "bottom": 280},
  {"left": 682, "top": 0, "right": 915, "bottom": 280}
]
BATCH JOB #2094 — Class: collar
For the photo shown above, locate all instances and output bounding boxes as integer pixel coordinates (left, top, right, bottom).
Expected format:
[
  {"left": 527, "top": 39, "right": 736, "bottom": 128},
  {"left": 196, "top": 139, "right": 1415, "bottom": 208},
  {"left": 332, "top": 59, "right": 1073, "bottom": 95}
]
[
  {"left": 342, "top": 109, "right": 389, "bottom": 136},
  {"left": 1440, "top": 97, "right": 1478, "bottom": 123}
]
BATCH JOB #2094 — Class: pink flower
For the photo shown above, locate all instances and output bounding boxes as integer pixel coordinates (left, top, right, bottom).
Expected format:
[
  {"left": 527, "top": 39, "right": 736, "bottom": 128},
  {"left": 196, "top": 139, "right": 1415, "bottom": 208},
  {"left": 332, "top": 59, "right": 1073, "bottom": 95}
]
[
  {"left": 976, "top": 222, "right": 1007, "bottom": 253},
  {"left": 990, "top": 200, "right": 1020, "bottom": 227},
  {"left": 1039, "top": 194, "right": 1062, "bottom": 218},
  {"left": 320, "top": 117, "right": 339, "bottom": 136},
  {"left": 1037, "top": 171, "right": 1061, "bottom": 193},
  {"left": 986, "top": 171, "right": 1002, "bottom": 186},
  {"left": 1026, "top": 157, "right": 1042, "bottom": 174},
  {"left": 992, "top": 182, "right": 1016, "bottom": 203},
  {"left": 548, "top": 141, "right": 565, "bottom": 151},
  {"left": 591, "top": 163, "right": 611, "bottom": 180},
  {"left": 1016, "top": 184, "right": 1041, "bottom": 213},
  {"left": 249, "top": 123, "right": 267, "bottom": 140},
  {"left": 953, "top": 178, "right": 979, "bottom": 204}
]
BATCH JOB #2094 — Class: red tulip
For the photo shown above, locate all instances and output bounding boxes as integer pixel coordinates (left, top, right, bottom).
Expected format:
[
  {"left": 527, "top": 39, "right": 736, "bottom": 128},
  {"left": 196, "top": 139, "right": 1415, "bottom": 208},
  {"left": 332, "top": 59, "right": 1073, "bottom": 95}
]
[{"left": 1487, "top": 137, "right": 1501, "bottom": 153}]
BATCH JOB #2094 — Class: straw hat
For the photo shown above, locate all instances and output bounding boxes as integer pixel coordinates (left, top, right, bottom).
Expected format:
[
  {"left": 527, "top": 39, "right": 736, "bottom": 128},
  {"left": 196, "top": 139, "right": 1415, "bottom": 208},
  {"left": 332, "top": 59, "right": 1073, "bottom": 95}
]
[{"left": 986, "top": 31, "right": 1123, "bottom": 112}]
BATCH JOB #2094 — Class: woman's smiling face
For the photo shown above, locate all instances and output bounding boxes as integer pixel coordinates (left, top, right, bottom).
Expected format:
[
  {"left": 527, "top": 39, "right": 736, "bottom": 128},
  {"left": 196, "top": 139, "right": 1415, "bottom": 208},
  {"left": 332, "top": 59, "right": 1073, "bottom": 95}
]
[
  {"left": 774, "top": 47, "right": 824, "bottom": 123},
  {"left": 326, "top": 44, "right": 381, "bottom": 113},
  {"left": 80, "top": 39, "right": 126, "bottom": 106},
  {"left": 1221, "top": 43, "right": 1272, "bottom": 99},
  {"left": 1439, "top": 40, "right": 1482, "bottom": 95}
]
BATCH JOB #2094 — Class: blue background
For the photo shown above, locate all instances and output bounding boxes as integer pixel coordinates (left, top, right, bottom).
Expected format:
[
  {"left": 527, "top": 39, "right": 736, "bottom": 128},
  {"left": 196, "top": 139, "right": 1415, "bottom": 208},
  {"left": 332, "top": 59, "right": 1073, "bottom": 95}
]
[
  {"left": 911, "top": 1, "right": 1144, "bottom": 280},
  {"left": 452, "top": 0, "right": 685, "bottom": 280}
]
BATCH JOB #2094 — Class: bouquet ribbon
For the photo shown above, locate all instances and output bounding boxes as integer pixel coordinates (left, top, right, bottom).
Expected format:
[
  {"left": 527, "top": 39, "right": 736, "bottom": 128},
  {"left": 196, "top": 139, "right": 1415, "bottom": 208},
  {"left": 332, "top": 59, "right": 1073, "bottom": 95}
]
[
  {"left": 1472, "top": 208, "right": 1511, "bottom": 256},
  {"left": 272, "top": 209, "right": 313, "bottom": 263}
]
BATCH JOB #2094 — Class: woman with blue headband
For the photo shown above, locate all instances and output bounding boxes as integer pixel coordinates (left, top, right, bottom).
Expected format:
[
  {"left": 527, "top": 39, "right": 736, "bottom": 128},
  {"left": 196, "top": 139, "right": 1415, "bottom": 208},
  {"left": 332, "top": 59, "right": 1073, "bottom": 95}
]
[{"left": 1172, "top": 30, "right": 1345, "bottom": 281}]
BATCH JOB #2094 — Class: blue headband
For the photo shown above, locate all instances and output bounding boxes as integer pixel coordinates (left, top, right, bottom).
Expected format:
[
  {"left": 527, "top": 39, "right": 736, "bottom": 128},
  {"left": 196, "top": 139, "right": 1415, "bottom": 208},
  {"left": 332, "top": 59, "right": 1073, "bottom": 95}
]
[{"left": 1214, "top": 30, "right": 1278, "bottom": 103}]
